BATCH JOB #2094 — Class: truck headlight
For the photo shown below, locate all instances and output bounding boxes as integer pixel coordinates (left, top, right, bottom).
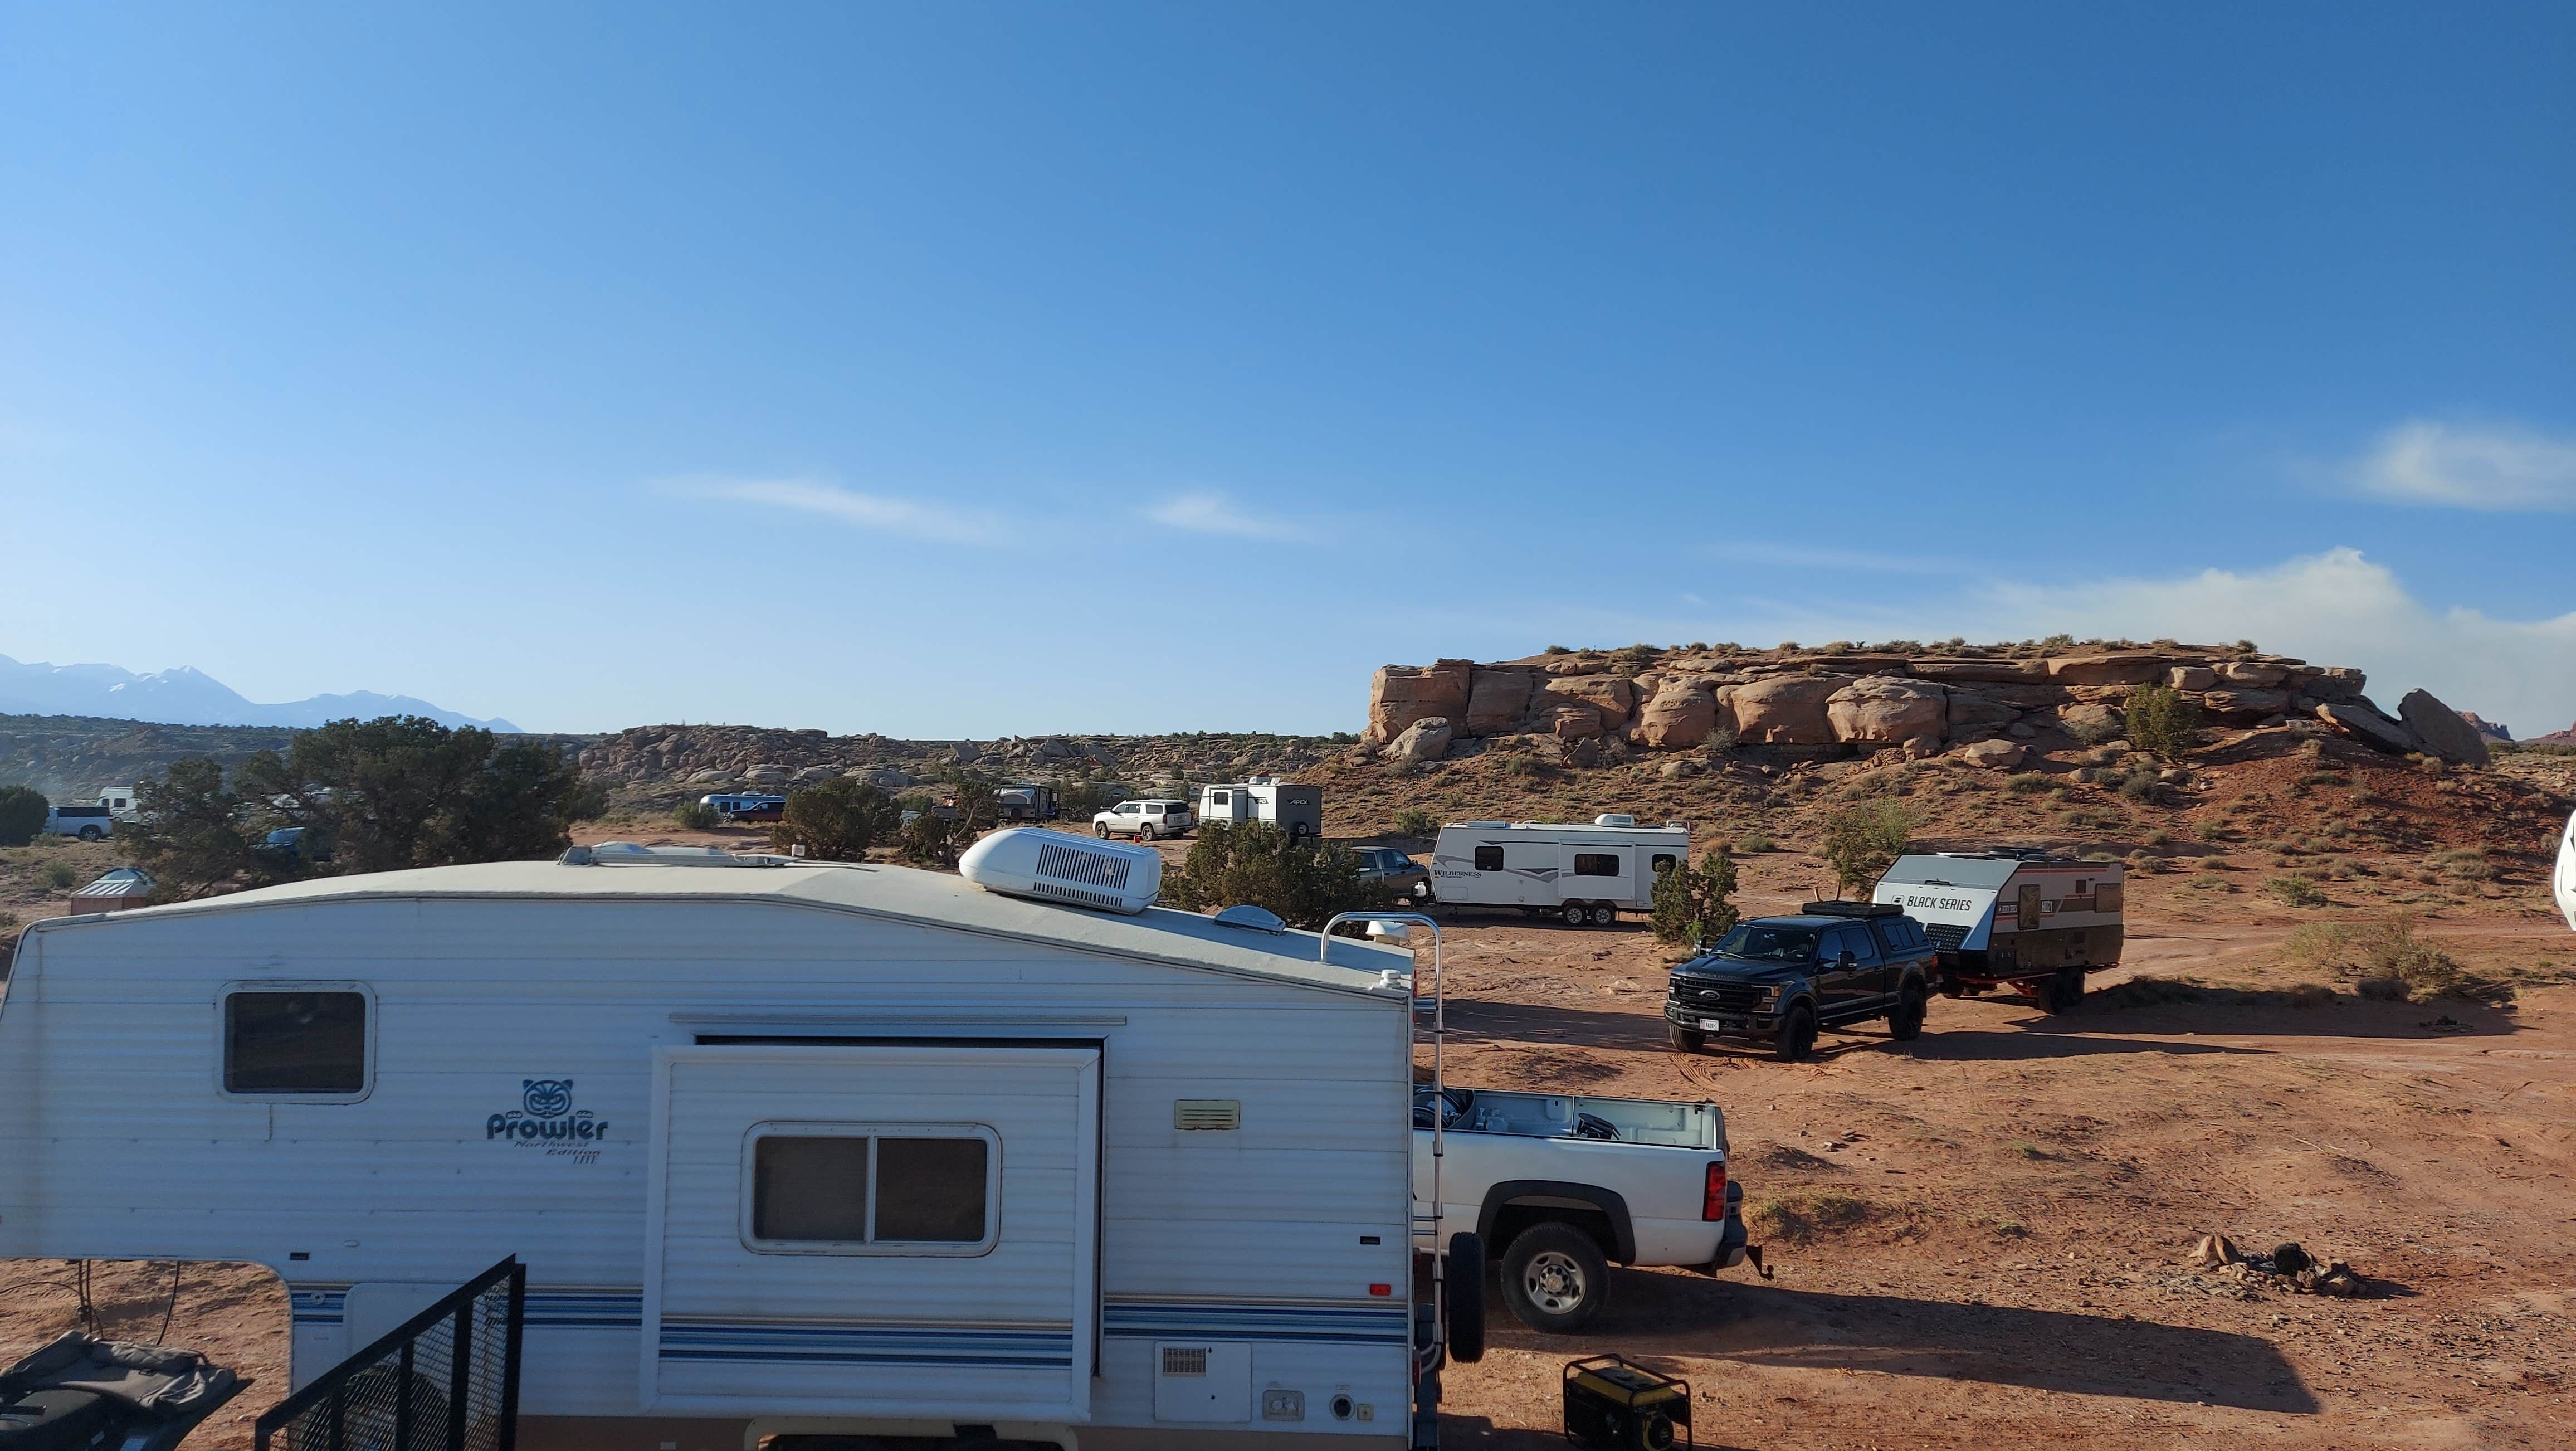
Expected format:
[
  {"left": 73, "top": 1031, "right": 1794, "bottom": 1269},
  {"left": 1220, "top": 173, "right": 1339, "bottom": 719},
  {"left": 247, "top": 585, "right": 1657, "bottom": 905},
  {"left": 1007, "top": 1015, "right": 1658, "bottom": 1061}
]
[{"left": 1758, "top": 984, "right": 1783, "bottom": 1006}]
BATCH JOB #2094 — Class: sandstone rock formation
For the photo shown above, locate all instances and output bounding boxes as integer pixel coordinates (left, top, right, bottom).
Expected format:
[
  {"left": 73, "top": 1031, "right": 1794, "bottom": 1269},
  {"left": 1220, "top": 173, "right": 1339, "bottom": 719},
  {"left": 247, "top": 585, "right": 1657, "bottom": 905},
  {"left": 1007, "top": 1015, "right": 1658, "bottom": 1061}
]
[{"left": 1355, "top": 641, "right": 2452, "bottom": 766}]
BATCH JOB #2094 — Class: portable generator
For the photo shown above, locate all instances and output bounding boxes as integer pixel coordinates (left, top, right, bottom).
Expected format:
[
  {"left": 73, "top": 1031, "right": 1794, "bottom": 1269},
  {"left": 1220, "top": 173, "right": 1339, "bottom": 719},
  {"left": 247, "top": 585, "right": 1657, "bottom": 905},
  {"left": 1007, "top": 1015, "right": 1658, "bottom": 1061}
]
[{"left": 1563, "top": 1355, "right": 1691, "bottom": 1450}]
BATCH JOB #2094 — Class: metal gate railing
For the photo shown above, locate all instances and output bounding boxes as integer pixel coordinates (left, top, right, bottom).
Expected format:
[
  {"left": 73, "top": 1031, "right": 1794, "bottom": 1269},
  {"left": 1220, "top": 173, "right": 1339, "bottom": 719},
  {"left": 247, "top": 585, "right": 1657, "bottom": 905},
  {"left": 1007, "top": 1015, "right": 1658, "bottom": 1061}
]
[{"left": 256, "top": 1258, "right": 525, "bottom": 1451}]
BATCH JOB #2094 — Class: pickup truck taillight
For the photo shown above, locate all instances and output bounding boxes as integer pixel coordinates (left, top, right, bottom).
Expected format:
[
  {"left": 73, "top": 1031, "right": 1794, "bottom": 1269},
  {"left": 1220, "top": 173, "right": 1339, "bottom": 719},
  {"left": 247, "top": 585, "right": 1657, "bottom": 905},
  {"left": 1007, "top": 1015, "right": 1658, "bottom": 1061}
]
[{"left": 1702, "top": 1160, "right": 1728, "bottom": 1221}]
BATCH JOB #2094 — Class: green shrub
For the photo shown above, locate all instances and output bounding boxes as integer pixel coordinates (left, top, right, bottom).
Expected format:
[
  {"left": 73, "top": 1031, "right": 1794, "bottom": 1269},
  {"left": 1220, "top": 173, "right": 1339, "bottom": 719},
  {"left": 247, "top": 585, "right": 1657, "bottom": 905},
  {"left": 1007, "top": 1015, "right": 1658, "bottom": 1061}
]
[
  {"left": 1749, "top": 1190, "right": 1876, "bottom": 1244},
  {"left": 768, "top": 778, "right": 900, "bottom": 862},
  {"left": 2195, "top": 855, "right": 2230, "bottom": 871},
  {"left": 1543, "top": 645, "right": 1573, "bottom": 655},
  {"left": 1820, "top": 798, "right": 1915, "bottom": 894},
  {"left": 2282, "top": 914, "right": 2463, "bottom": 1000},
  {"left": 673, "top": 800, "right": 721, "bottom": 830},
  {"left": 1391, "top": 808, "right": 1439, "bottom": 840},
  {"left": 1161, "top": 822, "right": 1391, "bottom": 929},
  {"left": 2265, "top": 875, "right": 2328, "bottom": 908},
  {"left": 1651, "top": 849, "right": 1740, "bottom": 949},
  {"left": 42, "top": 861, "right": 78, "bottom": 890},
  {"left": 2141, "top": 828, "right": 2173, "bottom": 848},
  {"left": 2004, "top": 772, "right": 2052, "bottom": 795},
  {"left": 0, "top": 786, "right": 47, "bottom": 848},
  {"left": 1735, "top": 831, "right": 1777, "bottom": 854},
  {"left": 2117, "top": 768, "right": 2163, "bottom": 802},
  {"left": 2066, "top": 713, "right": 2126, "bottom": 747},
  {"left": 2124, "top": 684, "right": 2203, "bottom": 762}
]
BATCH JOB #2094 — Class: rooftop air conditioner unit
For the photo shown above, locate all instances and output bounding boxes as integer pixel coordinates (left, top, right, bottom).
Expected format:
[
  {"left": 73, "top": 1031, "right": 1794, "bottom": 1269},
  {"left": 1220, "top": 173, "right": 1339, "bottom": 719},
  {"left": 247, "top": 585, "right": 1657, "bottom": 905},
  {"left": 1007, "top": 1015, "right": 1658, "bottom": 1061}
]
[{"left": 959, "top": 827, "right": 1162, "bottom": 914}]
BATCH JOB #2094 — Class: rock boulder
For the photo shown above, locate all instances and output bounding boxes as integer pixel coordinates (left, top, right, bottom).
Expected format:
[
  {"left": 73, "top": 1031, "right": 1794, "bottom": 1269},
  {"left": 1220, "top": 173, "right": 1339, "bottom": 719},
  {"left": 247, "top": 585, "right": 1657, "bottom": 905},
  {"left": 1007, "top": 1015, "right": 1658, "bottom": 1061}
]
[
  {"left": 1635, "top": 678, "right": 1719, "bottom": 750},
  {"left": 1385, "top": 716, "right": 1455, "bottom": 763},
  {"left": 2316, "top": 702, "right": 2423, "bottom": 756},
  {"left": 1730, "top": 675, "right": 1853, "bottom": 745},
  {"left": 2045, "top": 654, "right": 2173, "bottom": 685},
  {"left": 1827, "top": 676, "right": 1949, "bottom": 744},
  {"left": 1542, "top": 674, "right": 1638, "bottom": 736},
  {"left": 2398, "top": 689, "right": 2491, "bottom": 767},
  {"left": 1958, "top": 739, "right": 2028, "bottom": 770}
]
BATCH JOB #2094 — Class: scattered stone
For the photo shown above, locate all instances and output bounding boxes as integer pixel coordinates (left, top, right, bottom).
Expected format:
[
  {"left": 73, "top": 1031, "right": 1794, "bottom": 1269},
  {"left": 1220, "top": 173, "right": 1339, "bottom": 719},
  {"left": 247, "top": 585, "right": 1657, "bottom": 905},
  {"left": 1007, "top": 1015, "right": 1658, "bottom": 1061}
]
[
  {"left": 1958, "top": 739, "right": 2028, "bottom": 770},
  {"left": 2189, "top": 1234, "right": 2246, "bottom": 1267}
]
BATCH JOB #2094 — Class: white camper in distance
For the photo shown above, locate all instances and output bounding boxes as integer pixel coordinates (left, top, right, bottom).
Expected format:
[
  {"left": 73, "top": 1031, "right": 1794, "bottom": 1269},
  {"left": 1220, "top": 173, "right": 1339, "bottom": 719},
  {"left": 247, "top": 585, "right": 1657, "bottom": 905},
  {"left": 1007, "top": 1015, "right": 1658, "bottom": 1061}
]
[
  {"left": 1428, "top": 816, "right": 1688, "bottom": 927},
  {"left": 1198, "top": 778, "right": 1323, "bottom": 838},
  {"left": 0, "top": 832, "right": 1446, "bottom": 1451}
]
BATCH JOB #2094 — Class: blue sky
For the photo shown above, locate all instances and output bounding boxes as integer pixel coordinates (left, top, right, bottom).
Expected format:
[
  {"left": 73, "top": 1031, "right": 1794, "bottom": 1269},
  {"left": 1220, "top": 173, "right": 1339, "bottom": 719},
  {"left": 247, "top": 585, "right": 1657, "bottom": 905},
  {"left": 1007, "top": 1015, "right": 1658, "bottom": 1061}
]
[{"left": 4, "top": 3, "right": 2572, "bottom": 738}]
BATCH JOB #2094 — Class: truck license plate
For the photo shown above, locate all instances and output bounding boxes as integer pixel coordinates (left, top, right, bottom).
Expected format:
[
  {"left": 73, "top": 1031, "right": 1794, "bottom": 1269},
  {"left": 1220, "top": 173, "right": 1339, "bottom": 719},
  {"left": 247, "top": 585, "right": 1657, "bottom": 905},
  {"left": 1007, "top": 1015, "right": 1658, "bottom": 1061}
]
[{"left": 1701, "top": 1016, "right": 1744, "bottom": 1032}]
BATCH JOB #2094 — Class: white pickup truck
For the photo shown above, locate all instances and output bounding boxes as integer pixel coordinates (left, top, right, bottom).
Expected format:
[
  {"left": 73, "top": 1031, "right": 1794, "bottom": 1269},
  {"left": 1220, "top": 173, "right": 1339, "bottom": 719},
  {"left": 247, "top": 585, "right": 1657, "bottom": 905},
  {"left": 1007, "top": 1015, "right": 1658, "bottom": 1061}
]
[{"left": 1414, "top": 1084, "right": 1760, "bottom": 1332}]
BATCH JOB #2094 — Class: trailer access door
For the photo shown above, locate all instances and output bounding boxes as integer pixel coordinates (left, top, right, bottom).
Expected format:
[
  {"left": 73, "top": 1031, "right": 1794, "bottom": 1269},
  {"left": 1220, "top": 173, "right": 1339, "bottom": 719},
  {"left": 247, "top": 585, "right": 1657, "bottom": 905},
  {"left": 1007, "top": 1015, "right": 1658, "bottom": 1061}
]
[{"left": 644, "top": 1045, "right": 1100, "bottom": 1422}]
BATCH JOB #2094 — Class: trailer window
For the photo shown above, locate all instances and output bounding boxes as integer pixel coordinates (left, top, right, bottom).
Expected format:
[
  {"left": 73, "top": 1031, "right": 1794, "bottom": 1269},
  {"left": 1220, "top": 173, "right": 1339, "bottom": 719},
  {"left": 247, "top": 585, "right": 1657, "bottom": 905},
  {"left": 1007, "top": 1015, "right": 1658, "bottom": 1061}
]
[
  {"left": 223, "top": 990, "right": 369, "bottom": 1096},
  {"left": 747, "top": 1125, "right": 998, "bottom": 1254},
  {"left": 1474, "top": 845, "right": 1505, "bottom": 871},
  {"left": 1573, "top": 853, "right": 1622, "bottom": 877},
  {"left": 1650, "top": 854, "right": 1677, "bottom": 874},
  {"left": 1209, "top": 790, "right": 1230, "bottom": 806}
]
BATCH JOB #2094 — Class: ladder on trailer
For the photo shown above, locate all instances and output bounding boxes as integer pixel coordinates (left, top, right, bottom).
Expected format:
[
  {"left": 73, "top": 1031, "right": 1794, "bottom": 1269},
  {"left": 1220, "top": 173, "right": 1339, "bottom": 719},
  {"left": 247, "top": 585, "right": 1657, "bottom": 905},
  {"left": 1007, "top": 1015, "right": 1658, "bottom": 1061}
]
[{"left": 1321, "top": 910, "right": 1454, "bottom": 1451}]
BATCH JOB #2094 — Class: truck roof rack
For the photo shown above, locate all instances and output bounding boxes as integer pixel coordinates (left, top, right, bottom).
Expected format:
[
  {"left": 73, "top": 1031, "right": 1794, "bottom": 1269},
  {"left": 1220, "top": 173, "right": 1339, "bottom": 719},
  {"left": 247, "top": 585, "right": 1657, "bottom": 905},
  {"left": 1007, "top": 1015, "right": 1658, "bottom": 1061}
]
[{"left": 1799, "top": 900, "right": 1901, "bottom": 918}]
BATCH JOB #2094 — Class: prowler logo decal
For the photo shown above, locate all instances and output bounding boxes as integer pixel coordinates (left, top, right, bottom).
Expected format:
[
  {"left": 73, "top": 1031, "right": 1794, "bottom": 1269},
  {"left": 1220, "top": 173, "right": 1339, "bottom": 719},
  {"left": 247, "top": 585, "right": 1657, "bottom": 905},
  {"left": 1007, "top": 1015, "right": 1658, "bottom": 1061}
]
[{"left": 489, "top": 1079, "right": 608, "bottom": 1163}]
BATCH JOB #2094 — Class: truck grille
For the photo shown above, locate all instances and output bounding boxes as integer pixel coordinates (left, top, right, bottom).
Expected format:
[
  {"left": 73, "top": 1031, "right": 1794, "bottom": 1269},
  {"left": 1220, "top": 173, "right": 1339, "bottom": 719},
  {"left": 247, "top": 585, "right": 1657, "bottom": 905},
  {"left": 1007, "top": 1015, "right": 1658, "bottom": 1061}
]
[
  {"left": 1924, "top": 923, "right": 1969, "bottom": 951},
  {"left": 1673, "top": 982, "right": 1765, "bottom": 1012}
]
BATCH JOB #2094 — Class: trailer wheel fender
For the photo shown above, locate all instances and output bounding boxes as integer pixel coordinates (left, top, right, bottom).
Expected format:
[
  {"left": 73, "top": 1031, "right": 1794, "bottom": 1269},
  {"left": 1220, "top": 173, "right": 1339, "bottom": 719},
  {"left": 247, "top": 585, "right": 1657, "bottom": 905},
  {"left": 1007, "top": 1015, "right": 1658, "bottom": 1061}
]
[{"left": 1478, "top": 1180, "right": 1636, "bottom": 1265}]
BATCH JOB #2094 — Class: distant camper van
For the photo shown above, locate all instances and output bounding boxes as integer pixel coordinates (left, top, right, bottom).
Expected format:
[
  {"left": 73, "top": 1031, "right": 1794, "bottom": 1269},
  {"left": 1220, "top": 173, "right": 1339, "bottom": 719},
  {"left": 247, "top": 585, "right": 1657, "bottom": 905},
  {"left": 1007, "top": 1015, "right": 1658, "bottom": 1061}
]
[{"left": 45, "top": 805, "right": 115, "bottom": 841}]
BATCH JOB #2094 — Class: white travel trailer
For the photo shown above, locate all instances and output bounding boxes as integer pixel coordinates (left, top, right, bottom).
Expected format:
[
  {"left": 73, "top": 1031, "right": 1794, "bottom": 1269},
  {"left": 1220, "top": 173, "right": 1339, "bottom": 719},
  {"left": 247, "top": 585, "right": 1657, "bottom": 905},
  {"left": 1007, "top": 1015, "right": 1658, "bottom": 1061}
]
[
  {"left": 1871, "top": 850, "right": 2125, "bottom": 1010},
  {"left": 1197, "top": 780, "right": 1324, "bottom": 839},
  {"left": 95, "top": 785, "right": 142, "bottom": 819},
  {"left": 1427, "top": 817, "right": 1689, "bottom": 927},
  {"left": 0, "top": 832, "right": 1444, "bottom": 1451},
  {"left": 2554, "top": 807, "right": 2575, "bottom": 933}
]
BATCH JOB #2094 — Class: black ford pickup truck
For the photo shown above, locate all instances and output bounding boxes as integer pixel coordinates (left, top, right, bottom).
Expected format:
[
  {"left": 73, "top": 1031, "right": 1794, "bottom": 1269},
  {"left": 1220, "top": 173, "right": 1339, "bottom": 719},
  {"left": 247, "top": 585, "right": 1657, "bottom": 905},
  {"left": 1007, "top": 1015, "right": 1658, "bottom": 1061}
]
[{"left": 1663, "top": 902, "right": 1941, "bottom": 1060}]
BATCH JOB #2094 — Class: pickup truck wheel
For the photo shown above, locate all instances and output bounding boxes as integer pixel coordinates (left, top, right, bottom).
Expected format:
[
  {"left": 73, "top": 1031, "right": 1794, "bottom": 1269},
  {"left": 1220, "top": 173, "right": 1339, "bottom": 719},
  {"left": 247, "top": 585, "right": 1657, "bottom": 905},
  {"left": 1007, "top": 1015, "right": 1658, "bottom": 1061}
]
[
  {"left": 1560, "top": 902, "right": 1589, "bottom": 927},
  {"left": 1667, "top": 1024, "right": 1705, "bottom": 1054},
  {"left": 1889, "top": 983, "right": 1928, "bottom": 1041},
  {"left": 1500, "top": 1223, "right": 1609, "bottom": 1333},
  {"left": 1775, "top": 1005, "right": 1818, "bottom": 1062},
  {"left": 1588, "top": 903, "right": 1617, "bottom": 927},
  {"left": 78, "top": 825, "right": 104, "bottom": 841}
]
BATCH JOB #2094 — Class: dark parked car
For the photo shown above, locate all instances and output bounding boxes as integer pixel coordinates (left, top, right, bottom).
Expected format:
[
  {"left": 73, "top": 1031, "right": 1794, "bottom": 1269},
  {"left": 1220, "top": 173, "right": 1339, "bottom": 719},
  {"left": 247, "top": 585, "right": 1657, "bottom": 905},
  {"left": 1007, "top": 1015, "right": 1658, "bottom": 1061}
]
[
  {"left": 1352, "top": 845, "right": 1430, "bottom": 899},
  {"left": 1664, "top": 902, "right": 1940, "bottom": 1060}
]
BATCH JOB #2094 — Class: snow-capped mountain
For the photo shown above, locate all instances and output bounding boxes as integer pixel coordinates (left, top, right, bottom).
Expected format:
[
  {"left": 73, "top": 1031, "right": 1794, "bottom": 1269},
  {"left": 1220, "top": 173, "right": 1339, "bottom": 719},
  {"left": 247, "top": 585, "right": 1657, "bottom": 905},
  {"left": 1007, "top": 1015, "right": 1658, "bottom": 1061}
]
[{"left": 0, "top": 654, "right": 520, "bottom": 732}]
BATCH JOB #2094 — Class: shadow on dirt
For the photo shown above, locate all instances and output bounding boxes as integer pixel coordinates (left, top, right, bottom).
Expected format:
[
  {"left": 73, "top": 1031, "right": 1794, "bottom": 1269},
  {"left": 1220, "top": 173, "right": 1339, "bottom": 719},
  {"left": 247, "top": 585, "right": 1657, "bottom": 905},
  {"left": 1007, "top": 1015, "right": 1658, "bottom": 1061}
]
[{"left": 1468, "top": 1267, "right": 2319, "bottom": 1418}]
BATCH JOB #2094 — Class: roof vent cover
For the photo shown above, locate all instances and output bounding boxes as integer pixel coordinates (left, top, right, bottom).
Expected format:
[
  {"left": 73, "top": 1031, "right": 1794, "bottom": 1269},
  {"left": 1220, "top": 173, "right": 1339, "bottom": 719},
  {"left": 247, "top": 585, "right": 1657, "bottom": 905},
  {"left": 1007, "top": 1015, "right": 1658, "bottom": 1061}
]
[
  {"left": 959, "top": 827, "right": 1162, "bottom": 914},
  {"left": 1213, "top": 904, "right": 1287, "bottom": 934}
]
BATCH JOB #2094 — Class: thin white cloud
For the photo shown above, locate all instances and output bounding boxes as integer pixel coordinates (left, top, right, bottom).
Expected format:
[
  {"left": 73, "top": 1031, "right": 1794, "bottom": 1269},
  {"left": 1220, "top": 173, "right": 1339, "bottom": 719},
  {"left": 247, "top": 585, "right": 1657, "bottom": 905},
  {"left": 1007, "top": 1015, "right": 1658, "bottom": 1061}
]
[
  {"left": 1707, "top": 539, "right": 1951, "bottom": 574},
  {"left": 671, "top": 476, "right": 1006, "bottom": 546},
  {"left": 2352, "top": 419, "right": 2576, "bottom": 512},
  {"left": 1141, "top": 491, "right": 1316, "bottom": 542}
]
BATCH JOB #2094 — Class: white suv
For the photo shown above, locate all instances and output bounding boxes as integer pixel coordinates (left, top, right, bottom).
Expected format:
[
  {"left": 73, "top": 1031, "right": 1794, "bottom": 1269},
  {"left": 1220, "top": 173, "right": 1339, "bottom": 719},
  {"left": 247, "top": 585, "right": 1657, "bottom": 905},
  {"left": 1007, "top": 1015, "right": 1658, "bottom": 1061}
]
[{"left": 1092, "top": 799, "right": 1195, "bottom": 841}]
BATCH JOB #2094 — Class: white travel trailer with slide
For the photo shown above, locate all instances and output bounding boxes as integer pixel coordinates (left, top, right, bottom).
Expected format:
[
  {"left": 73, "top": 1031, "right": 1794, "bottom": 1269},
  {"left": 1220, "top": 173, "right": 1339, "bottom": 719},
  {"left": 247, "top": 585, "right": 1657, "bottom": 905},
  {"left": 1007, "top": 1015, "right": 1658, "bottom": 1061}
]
[
  {"left": 1197, "top": 780, "right": 1324, "bottom": 839},
  {"left": 1427, "top": 817, "right": 1688, "bottom": 927},
  {"left": 1872, "top": 850, "right": 2125, "bottom": 1011},
  {"left": 2554, "top": 807, "right": 2575, "bottom": 934},
  {"left": 0, "top": 831, "right": 1482, "bottom": 1451}
]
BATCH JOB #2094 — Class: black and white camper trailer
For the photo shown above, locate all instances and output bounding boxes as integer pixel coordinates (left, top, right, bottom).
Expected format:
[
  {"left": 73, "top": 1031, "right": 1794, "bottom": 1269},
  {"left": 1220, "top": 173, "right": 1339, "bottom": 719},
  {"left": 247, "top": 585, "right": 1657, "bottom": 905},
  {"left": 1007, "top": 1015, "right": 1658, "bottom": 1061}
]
[
  {"left": 1871, "top": 850, "right": 2125, "bottom": 1010},
  {"left": 0, "top": 832, "right": 1465, "bottom": 1451},
  {"left": 1197, "top": 780, "right": 1323, "bottom": 839}
]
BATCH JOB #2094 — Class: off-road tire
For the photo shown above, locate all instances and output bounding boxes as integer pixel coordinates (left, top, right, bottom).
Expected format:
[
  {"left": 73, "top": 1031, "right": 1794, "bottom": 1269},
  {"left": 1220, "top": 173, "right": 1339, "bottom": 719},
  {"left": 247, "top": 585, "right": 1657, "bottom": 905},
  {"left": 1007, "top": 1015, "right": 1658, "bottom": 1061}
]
[
  {"left": 1499, "top": 1222, "right": 1610, "bottom": 1333},
  {"left": 2047, "top": 967, "right": 2085, "bottom": 1013},
  {"left": 1560, "top": 901, "right": 1588, "bottom": 927},
  {"left": 1889, "top": 983, "right": 1928, "bottom": 1041},
  {"left": 1443, "top": 1231, "right": 1487, "bottom": 1363},
  {"left": 1588, "top": 903, "right": 1617, "bottom": 927},
  {"left": 1775, "top": 1005, "right": 1818, "bottom": 1062},
  {"left": 1667, "top": 1024, "right": 1705, "bottom": 1054}
]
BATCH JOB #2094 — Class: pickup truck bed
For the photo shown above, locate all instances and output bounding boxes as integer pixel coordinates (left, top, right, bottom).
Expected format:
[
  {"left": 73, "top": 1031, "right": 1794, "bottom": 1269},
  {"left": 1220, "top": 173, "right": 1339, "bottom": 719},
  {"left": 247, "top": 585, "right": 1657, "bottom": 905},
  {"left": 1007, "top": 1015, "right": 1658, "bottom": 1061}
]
[{"left": 1414, "top": 1085, "right": 1756, "bottom": 1331}]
